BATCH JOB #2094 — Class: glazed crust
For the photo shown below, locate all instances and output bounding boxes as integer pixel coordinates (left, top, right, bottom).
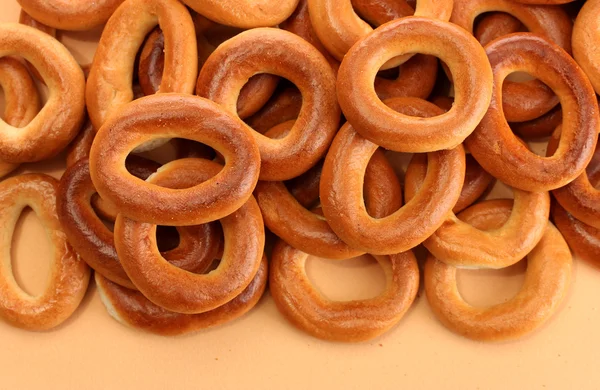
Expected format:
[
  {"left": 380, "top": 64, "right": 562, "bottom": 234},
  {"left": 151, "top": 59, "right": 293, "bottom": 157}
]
[
  {"left": 17, "top": 0, "right": 125, "bottom": 30},
  {"left": 270, "top": 240, "right": 419, "bottom": 342},
  {"left": 181, "top": 0, "right": 299, "bottom": 28}
]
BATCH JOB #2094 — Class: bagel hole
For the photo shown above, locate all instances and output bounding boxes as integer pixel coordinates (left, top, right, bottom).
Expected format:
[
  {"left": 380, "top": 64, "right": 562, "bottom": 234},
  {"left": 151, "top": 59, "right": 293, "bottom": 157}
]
[
  {"left": 134, "top": 139, "right": 216, "bottom": 166},
  {"left": 156, "top": 226, "right": 180, "bottom": 252},
  {"left": 385, "top": 151, "right": 413, "bottom": 183},
  {"left": 245, "top": 78, "right": 302, "bottom": 137},
  {"left": 456, "top": 259, "right": 526, "bottom": 307},
  {"left": 11, "top": 207, "right": 51, "bottom": 296},
  {"left": 305, "top": 254, "right": 386, "bottom": 301},
  {"left": 484, "top": 180, "right": 514, "bottom": 200}
]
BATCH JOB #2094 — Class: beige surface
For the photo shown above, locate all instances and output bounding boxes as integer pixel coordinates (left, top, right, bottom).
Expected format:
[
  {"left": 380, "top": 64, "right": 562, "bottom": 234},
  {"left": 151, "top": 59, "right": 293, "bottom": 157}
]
[{"left": 2, "top": 2, "right": 600, "bottom": 389}]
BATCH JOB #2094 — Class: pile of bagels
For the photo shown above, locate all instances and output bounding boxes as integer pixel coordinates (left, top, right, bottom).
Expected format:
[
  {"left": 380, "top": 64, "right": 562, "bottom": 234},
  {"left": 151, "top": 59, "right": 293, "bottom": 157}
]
[{"left": 0, "top": 0, "right": 598, "bottom": 343}]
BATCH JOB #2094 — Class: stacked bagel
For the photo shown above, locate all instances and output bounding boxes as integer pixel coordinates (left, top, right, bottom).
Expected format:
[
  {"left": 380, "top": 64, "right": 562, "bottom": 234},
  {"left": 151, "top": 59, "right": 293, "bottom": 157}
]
[{"left": 0, "top": 0, "right": 597, "bottom": 343}]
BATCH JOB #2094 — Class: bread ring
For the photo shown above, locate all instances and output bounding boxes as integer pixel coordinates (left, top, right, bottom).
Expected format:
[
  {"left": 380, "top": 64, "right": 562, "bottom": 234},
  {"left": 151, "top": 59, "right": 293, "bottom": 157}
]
[
  {"left": 552, "top": 201, "right": 600, "bottom": 268},
  {"left": 96, "top": 255, "right": 267, "bottom": 336},
  {"left": 17, "top": 0, "right": 124, "bottom": 31},
  {"left": 0, "top": 56, "right": 40, "bottom": 177},
  {"left": 197, "top": 28, "right": 339, "bottom": 181},
  {"left": 405, "top": 153, "right": 550, "bottom": 268},
  {"left": 270, "top": 239, "right": 419, "bottom": 342},
  {"left": 256, "top": 144, "right": 401, "bottom": 260},
  {"left": 0, "top": 174, "right": 90, "bottom": 330},
  {"left": 321, "top": 98, "right": 465, "bottom": 255},
  {"left": 573, "top": 0, "right": 600, "bottom": 95},
  {"left": 58, "top": 158, "right": 220, "bottom": 289},
  {"left": 181, "top": 0, "right": 299, "bottom": 28},
  {"left": 0, "top": 23, "right": 85, "bottom": 163},
  {"left": 475, "top": 12, "right": 523, "bottom": 47},
  {"left": 86, "top": 0, "right": 198, "bottom": 132},
  {"left": 425, "top": 199, "right": 572, "bottom": 341},
  {"left": 451, "top": 0, "right": 572, "bottom": 122},
  {"left": 308, "top": 0, "right": 452, "bottom": 64},
  {"left": 548, "top": 127, "right": 600, "bottom": 230},
  {"left": 245, "top": 86, "right": 303, "bottom": 134},
  {"left": 139, "top": 26, "right": 278, "bottom": 119},
  {"left": 337, "top": 17, "right": 492, "bottom": 153},
  {"left": 89, "top": 94, "right": 260, "bottom": 226},
  {"left": 466, "top": 34, "right": 599, "bottom": 192},
  {"left": 115, "top": 158, "right": 264, "bottom": 314}
]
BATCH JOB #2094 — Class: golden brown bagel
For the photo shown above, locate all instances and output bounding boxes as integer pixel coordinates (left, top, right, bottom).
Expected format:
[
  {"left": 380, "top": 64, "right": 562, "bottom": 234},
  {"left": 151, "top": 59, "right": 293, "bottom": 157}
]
[
  {"left": 197, "top": 28, "right": 339, "bottom": 181},
  {"left": 321, "top": 98, "right": 466, "bottom": 255},
  {"left": 17, "top": 0, "right": 124, "bottom": 30},
  {"left": 405, "top": 154, "right": 550, "bottom": 268},
  {"left": 572, "top": 0, "right": 600, "bottom": 95},
  {"left": 115, "top": 158, "right": 264, "bottom": 314},
  {"left": 86, "top": 0, "right": 198, "bottom": 132},
  {"left": 0, "top": 23, "right": 85, "bottom": 163},
  {"left": 0, "top": 56, "right": 40, "bottom": 177},
  {"left": 255, "top": 144, "right": 401, "bottom": 260},
  {"left": 181, "top": 0, "right": 299, "bottom": 28},
  {"left": 466, "top": 34, "right": 599, "bottom": 192},
  {"left": 270, "top": 239, "right": 419, "bottom": 342},
  {"left": 0, "top": 174, "right": 90, "bottom": 330},
  {"left": 451, "top": 0, "right": 572, "bottom": 122},
  {"left": 425, "top": 199, "right": 572, "bottom": 341},
  {"left": 89, "top": 94, "right": 261, "bottom": 226},
  {"left": 58, "top": 159, "right": 220, "bottom": 289},
  {"left": 337, "top": 17, "right": 493, "bottom": 152},
  {"left": 96, "top": 255, "right": 268, "bottom": 335},
  {"left": 308, "top": 0, "right": 452, "bottom": 63}
]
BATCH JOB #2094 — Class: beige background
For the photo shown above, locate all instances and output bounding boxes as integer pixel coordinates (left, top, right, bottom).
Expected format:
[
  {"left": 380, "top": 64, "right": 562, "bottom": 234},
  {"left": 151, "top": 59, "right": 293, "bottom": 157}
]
[{"left": 2, "top": 2, "right": 600, "bottom": 389}]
